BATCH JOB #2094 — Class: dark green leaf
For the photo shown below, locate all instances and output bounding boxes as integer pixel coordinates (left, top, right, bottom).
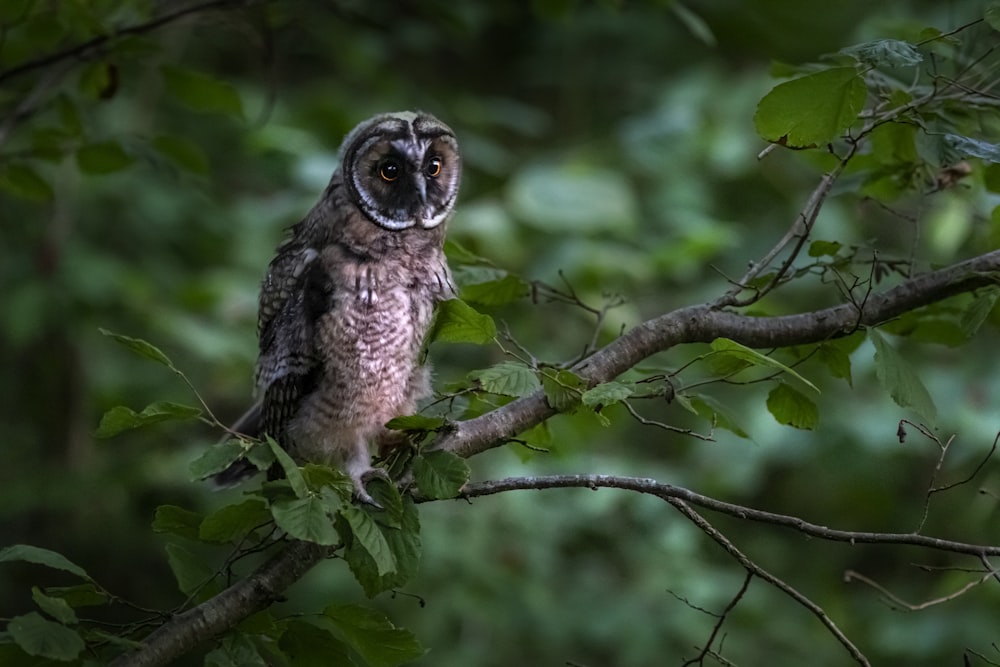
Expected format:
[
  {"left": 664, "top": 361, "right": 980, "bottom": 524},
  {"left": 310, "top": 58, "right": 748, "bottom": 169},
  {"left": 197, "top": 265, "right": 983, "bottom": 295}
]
[
  {"left": 75, "top": 141, "right": 133, "bottom": 174},
  {"left": 412, "top": 450, "right": 470, "bottom": 500},
  {"left": 302, "top": 464, "right": 354, "bottom": 500},
  {"left": 469, "top": 361, "right": 541, "bottom": 397},
  {"left": 161, "top": 65, "right": 244, "bottom": 118},
  {"left": 266, "top": 436, "right": 309, "bottom": 498},
  {"left": 152, "top": 505, "right": 202, "bottom": 540},
  {"left": 815, "top": 342, "right": 853, "bottom": 386},
  {"left": 870, "top": 329, "right": 937, "bottom": 423},
  {"left": 460, "top": 274, "right": 530, "bottom": 305},
  {"left": 807, "top": 240, "right": 842, "bottom": 257},
  {"left": 31, "top": 587, "right": 77, "bottom": 625},
  {"left": 279, "top": 620, "right": 355, "bottom": 667},
  {"left": 841, "top": 39, "right": 922, "bottom": 67},
  {"left": 581, "top": 381, "right": 634, "bottom": 409},
  {"left": 152, "top": 134, "right": 210, "bottom": 174},
  {"left": 766, "top": 383, "right": 819, "bottom": 430},
  {"left": 679, "top": 394, "right": 749, "bottom": 438},
  {"left": 985, "top": 164, "right": 1000, "bottom": 193},
  {"left": 986, "top": 2, "right": 1000, "bottom": 32},
  {"left": 0, "top": 545, "right": 89, "bottom": 580},
  {"left": 203, "top": 633, "right": 266, "bottom": 667},
  {"left": 384, "top": 414, "right": 446, "bottom": 431},
  {"left": 754, "top": 67, "right": 867, "bottom": 148},
  {"left": 340, "top": 496, "right": 420, "bottom": 597},
  {"left": 541, "top": 369, "right": 586, "bottom": 411},
  {"left": 429, "top": 299, "right": 497, "bottom": 344},
  {"left": 342, "top": 507, "right": 396, "bottom": 576},
  {"left": 94, "top": 401, "right": 201, "bottom": 438},
  {"left": 78, "top": 61, "right": 117, "bottom": 99},
  {"left": 43, "top": 584, "right": 109, "bottom": 609},
  {"left": 709, "top": 338, "right": 819, "bottom": 392},
  {"left": 164, "top": 543, "right": 214, "bottom": 596},
  {"left": 961, "top": 287, "right": 1000, "bottom": 338},
  {"left": 199, "top": 499, "right": 270, "bottom": 543},
  {"left": 0, "top": 164, "right": 53, "bottom": 201},
  {"left": 189, "top": 440, "right": 246, "bottom": 481},
  {"left": 7, "top": 612, "right": 84, "bottom": 661},
  {"left": 271, "top": 496, "right": 339, "bottom": 545},
  {"left": 323, "top": 604, "right": 426, "bottom": 667}
]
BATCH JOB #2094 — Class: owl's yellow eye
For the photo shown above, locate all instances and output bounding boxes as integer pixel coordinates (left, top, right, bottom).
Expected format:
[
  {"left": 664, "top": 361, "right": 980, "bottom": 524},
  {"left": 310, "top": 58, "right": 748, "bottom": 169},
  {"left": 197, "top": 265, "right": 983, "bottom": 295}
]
[
  {"left": 426, "top": 156, "right": 442, "bottom": 178},
  {"left": 379, "top": 159, "right": 400, "bottom": 182}
]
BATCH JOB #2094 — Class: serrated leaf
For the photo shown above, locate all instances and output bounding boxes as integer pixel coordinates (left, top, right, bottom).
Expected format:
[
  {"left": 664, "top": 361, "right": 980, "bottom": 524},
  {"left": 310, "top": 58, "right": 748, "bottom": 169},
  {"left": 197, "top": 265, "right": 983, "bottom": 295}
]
[
  {"left": 7, "top": 612, "right": 84, "bottom": 661},
  {"left": 31, "top": 587, "right": 77, "bottom": 625},
  {"left": 808, "top": 240, "right": 842, "bottom": 257},
  {"left": 75, "top": 141, "right": 133, "bottom": 174},
  {"left": 961, "top": 287, "right": 1000, "bottom": 338},
  {"left": 754, "top": 67, "right": 867, "bottom": 148},
  {"left": 98, "top": 328, "right": 175, "bottom": 368},
  {"left": 460, "top": 274, "right": 530, "bottom": 305},
  {"left": 841, "top": 39, "right": 922, "bottom": 67},
  {"left": 266, "top": 435, "right": 309, "bottom": 498},
  {"left": 766, "top": 383, "right": 819, "bottom": 430},
  {"left": 384, "top": 414, "right": 446, "bottom": 431},
  {"left": 0, "top": 164, "right": 53, "bottom": 201},
  {"left": 342, "top": 507, "right": 396, "bottom": 576},
  {"left": 199, "top": 499, "right": 270, "bottom": 543},
  {"left": 986, "top": 3, "right": 1000, "bottom": 32},
  {"left": 469, "top": 361, "right": 541, "bottom": 397},
  {"left": 152, "top": 505, "right": 202, "bottom": 540},
  {"left": 412, "top": 450, "right": 470, "bottom": 500},
  {"left": 324, "top": 604, "right": 426, "bottom": 667},
  {"left": 944, "top": 134, "right": 1000, "bottom": 163},
  {"left": 581, "top": 381, "right": 634, "bottom": 409},
  {"left": 815, "top": 342, "right": 853, "bottom": 386},
  {"left": 152, "top": 134, "right": 210, "bottom": 174},
  {"left": 43, "top": 584, "right": 109, "bottom": 609},
  {"left": 0, "top": 545, "right": 89, "bottom": 580},
  {"left": 94, "top": 401, "right": 201, "bottom": 438},
  {"left": 164, "top": 543, "right": 214, "bottom": 596},
  {"left": 161, "top": 65, "right": 244, "bottom": 118},
  {"left": 271, "top": 496, "right": 339, "bottom": 545},
  {"left": 340, "top": 496, "right": 420, "bottom": 597},
  {"left": 870, "top": 329, "right": 937, "bottom": 423},
  {"left": 429, "top": 299, "right": 497, "bottom": 344},
  {"left": 302, "top": 464, "right": 355, "bottom": 500},
  {"left": 683, "top": 394, "right": 749, "bottom": 438},
  {"left": 541, "top": 369, "right": 586, "bottom": 411},
  {"left": 189, "top": 440, "right": 246, "bottom": 480},
  {"left": 709, "top": 338, "right": 819, "bottom": 392},
  {"left": 280, "top": 619, "right": 355, "bottom": 666}
]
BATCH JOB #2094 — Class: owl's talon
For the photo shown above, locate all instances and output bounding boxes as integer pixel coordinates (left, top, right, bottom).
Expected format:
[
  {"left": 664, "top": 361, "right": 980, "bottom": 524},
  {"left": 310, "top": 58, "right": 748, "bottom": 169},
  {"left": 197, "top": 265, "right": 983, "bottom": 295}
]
[{"left": 351, "top": 467, "right": 391, "bottom": 508}]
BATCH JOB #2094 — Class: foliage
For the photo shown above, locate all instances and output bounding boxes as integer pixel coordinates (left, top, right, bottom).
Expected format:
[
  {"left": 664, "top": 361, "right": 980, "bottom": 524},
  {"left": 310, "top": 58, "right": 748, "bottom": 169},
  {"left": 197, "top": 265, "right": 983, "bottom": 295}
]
[{"left": 3, "top": 1, "right": 1000, "bottom": 666}]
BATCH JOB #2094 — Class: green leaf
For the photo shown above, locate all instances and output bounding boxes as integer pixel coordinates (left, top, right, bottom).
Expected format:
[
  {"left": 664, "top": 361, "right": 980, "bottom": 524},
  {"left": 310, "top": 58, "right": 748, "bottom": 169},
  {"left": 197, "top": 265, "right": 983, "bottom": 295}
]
[
  {"left": 323, "top": 604, "right": 426, "bottom": 667},
  {"left": 0, "top": 545, "right": 89, "bottom": 580},
  {"left": 469, "top": 361, "right": 541, "bottom": 397},
  {"left": 189, "top": 440, "right": 246, "bottom": 480},
  {"left": 199, "top": 499, "right": 270, "bottom": 543},
  {"left": 679, "top": 394, "right": 749, "bottom": 438},
  {"left": 541, "top": 368, "right": 586, "bottom": 411},
  {"left": 266, "top": 435, "right": 309, "bottom": 498},
  {"left": 807, "top": 240, "right": 842, "bottom": 257},
  {"left": 98, "top": 328, "right": 176, "bottom": 368},
  {"left": 944, "top": 134, "right": 1000, "bottom": 163},
  {"left": 412, "top": 450, "right": 470, "bottom": 500},
  {"left": 870, "top": 329, "right": 937, "bottom": 423},
  {"left": 815, "top": 342, "right": 853, "bottom": 386},
  {"left": 754, "top": 67, "right": 867, "bottom": 148},
  {"left": 279, "top": 620, "right": 355, "bottom": 666},
  {"left": 152, "top": 134, "right": 210, "bottom": 174},
  {"left": 429, "top": 299, "right": 497, "bottom": 344},
  {"left": 960, "top": 287, "right": 1000, "bottom": 338},
  {"left": 384, "top": 414, "right": 446, "bottom": 431},
  {"left": 766, "top": 383, "right": 819, "bottom": 430},
  {"left": 985, "top": 164, "right": 1000, "bottom": 194},
  {"left": 43, "top": 584, "right": 109, "bottom": 609},
  {"left": 460, "top": 274, "right": 530, "bottom": 305},
  {"left": 986, "top": 2, "right": 1000, "bottom": 32},
  {"left": 75, "top": 141, "right": 134, "bottom": 174},
  {"left": 32, "top": 587, "right": 78, "bottom": 625},
  {"left": 581, "top": 381, "right": 634, "bottom": 409},
  {"left": 0, "top": 164, "right": 53, "bottom": 201},
  {"left": 271, "top": 496, "right": 339, "bottom": 545},
  {"left": 161, "top": 65, "right": 244, "bottom": 118},
  {"left": 204, "top": 633, "right": 267, "bottom": 667},
  {"left": 841, "top": 39, "right": 922, "bottom": 67},
  {"left": 152, "top": 504, "right": 202, "bottom": 540},
  {"left": 7, "top": 612, "right": 84, "bottom": 661},
  {"left": 709, "top": 338, "right": 819, "bottom": 392},
  {"left": 340, "top": 496, "right": 420, "bottom": 597},
  {"left": 94, "top": 401, "right": 201, "bottom": 438},
  {"left": 164, "top": 543, "right": 214, "bottom": 596},
  {"left": 302, "top": 464, "right": 354, "bottom": 500},
  {"left": 342, "top": 507, "right": 396, "bottom": 576}
]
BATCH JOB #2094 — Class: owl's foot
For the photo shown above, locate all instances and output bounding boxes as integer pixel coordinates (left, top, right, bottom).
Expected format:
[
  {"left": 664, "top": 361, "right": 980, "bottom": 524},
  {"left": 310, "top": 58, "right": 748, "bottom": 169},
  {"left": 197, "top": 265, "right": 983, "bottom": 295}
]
[{"left": 351, "top": 466, "right": 391, "bottom": 508}]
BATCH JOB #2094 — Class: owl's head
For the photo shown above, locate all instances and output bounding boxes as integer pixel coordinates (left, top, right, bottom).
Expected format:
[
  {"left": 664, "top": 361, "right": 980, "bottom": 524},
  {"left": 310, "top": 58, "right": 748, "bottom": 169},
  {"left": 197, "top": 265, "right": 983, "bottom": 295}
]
[{"left": 338, "top": 111, "right": 461, "bottom": 231}]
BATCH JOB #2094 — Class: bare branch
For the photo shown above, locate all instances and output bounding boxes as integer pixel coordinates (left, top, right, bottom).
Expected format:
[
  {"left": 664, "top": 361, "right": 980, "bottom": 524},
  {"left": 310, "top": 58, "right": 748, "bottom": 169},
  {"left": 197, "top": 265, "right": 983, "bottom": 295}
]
[{"left": 844, "top": 568, "right": 999, "bottom": 611}]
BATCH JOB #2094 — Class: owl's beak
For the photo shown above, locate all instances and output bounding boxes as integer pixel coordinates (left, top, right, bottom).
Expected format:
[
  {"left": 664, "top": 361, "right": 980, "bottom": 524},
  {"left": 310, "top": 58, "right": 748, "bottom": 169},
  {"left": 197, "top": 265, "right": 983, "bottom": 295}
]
[{"left": 414, "top": 176, "right": 428, "bottom": 207}]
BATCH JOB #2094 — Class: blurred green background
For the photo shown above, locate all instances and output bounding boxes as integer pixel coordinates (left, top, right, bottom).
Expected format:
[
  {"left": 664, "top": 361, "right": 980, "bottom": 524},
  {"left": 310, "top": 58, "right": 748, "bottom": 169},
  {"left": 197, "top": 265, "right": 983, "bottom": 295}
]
[{"left": 2, "top": 1, "right": 1000, "bottom": 665}]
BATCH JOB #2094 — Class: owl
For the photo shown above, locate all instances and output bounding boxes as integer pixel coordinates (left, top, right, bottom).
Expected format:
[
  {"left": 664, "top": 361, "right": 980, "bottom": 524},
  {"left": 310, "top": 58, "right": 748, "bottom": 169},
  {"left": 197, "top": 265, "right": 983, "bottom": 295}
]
[{"left": 218, "top": 111, "right": 460, "bottom": 505}]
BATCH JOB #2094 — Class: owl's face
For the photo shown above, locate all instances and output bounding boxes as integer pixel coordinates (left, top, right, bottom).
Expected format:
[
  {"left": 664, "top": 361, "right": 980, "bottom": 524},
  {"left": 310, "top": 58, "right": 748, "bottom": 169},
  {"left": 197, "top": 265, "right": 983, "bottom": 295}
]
[{"left": 339, "top": 111, "right": 461, "bottom": 231}]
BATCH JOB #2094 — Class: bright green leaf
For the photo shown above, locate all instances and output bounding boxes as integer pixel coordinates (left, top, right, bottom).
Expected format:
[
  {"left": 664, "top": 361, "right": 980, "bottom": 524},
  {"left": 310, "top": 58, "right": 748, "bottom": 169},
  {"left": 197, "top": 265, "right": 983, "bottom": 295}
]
[
  {"left": 541, "top": 369, "right": 586, "bottom": 411},
  {"left": 961, "top": 287, "right": 1000, "bottom": 338},
  {"left": 75, "top": 141, "right": 133, "bottom": 174},
  {"left": 754, "top": 67, "right": 867, "bottom": 148},
  {"left": 31, "top": 587, "right": 77, "bottom": 625},
  {"left": 340, "top": 496, "right": 420, "bottom": 597},
  {"left": 7, "top": 612, "right": 84, "bottom": 661},
  {"left": 808, "top": 240, "right": 842, "bottom": 257},
  {"left": 189, "top": 440, "right": 246, "bottom": 481},
  {"left": 266, "top": 435, "right": 309, "bottom": 498},
  {"left": 709, "top": 338, "right": 819, "bottom": 392},
  {"left": 0, "top": 164, "right": 53, "bottom": 201},
  {"left": 469, "top": 361, "right": 541, "bottom": 397},
  {"left": 199, "top": 499, "right": 270, "bottom": 543},
  {"left": 152, "top": 505, "right": 202, "bottom": 540},
  {"left": 324, "top": 604, "right": 426, "bottom": 667},
  {"left": 870, "top": 329, "right": 937, "bottom": 423},
  {"left": 271, "top": 496, "right": 339, "bottom": 545},
  {"left": 161, "top": 65, "right": 244, "bottom": 118},
  {"left": 152, "top": 134, "right": 210, "bottom": 174},
  {"left": 342, "top": 507, "right": 396, "bottom": 576},
  {"left": 766, "top": 383, "right": 819, "bottom": 430},
  {"left": 98, "top": 329, "right": 175, "bottom": 368},
  {"left": 0, "top": 545, "right": 89, "bottom": 580},
  {"left": 429, "top": 299, "right": 497, "bottom": 344},
  {"left": 412, "top": 450, "right": 470, "bottom": 500},
  {"left": 94, "top": 401, "right": 201, "bottom": 438},
  {"left": 581, "top": 381, "right": 634, "bottom": 409}
]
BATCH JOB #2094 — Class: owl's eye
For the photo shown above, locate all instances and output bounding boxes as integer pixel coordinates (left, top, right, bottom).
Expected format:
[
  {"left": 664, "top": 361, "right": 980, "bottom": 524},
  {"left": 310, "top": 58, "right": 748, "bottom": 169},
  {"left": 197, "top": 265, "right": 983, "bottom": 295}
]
[
  {"left": 379, "top": 159, "right": 400, "bottom": 182},
  {"left": 426, "top": 156, "right": 442, "bottom": 178}
]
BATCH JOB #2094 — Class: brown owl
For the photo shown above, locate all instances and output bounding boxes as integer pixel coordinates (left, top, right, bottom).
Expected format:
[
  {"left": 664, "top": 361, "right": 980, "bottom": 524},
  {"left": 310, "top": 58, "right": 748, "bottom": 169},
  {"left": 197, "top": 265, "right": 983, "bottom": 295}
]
[{"left": 218, "top": 111, "right": 460, "bottom": 505}]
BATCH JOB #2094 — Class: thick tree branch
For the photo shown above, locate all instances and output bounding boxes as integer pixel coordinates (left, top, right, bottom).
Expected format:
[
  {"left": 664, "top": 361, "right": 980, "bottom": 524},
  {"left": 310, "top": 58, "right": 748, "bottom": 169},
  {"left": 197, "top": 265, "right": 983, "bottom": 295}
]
[{"left": 435, "top": 250, "right": 1000, "bottom": 459}]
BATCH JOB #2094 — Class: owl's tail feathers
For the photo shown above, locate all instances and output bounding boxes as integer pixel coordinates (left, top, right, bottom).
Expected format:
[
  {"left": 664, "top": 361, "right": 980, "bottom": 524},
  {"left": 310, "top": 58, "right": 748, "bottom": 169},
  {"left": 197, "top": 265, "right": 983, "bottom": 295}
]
[{"left": 211, "top": 401, "right": 264, "bottom": 489}]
